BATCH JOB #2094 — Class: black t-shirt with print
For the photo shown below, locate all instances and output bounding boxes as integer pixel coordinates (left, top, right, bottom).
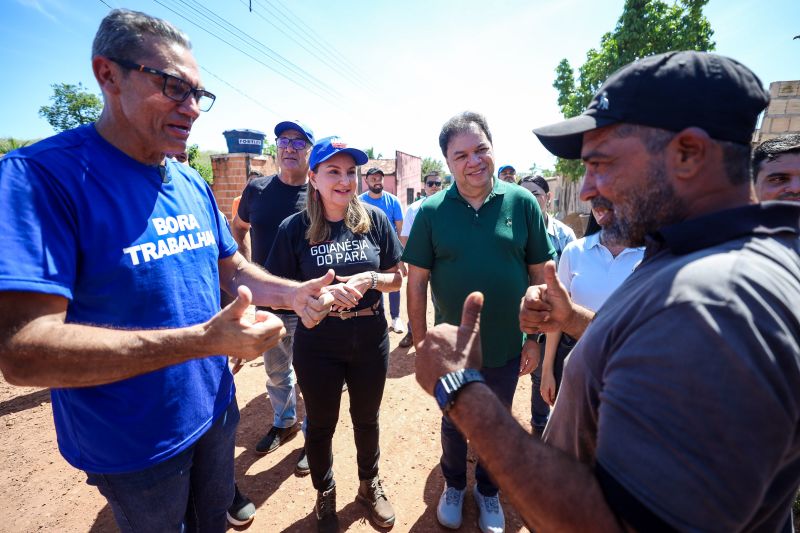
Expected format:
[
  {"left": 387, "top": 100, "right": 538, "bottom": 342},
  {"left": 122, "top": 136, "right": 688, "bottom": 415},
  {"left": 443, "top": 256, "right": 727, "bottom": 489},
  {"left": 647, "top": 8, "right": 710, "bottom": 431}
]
[
  {"left": 237, "top": 174, "right": 308, "bottom": 266},
  {"left": 266, "top": 205, "right": 403, "bottom": 313}
]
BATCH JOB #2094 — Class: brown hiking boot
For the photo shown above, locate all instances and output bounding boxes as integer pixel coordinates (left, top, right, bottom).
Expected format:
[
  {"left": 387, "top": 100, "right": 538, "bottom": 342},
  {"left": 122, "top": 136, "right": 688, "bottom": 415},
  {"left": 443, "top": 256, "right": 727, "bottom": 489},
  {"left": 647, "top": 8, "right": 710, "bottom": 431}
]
[
  {"left": 357, "top": 477, "right": 395, "bottom": 528},
  {"left": 315, "top": 486, "right": 339, "bottom": 533}
]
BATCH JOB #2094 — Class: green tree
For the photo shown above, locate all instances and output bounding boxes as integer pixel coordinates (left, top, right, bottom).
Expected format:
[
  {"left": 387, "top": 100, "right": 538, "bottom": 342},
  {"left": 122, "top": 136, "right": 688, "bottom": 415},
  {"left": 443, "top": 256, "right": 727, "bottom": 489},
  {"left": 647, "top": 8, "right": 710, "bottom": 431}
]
[
  {"left": 552, "top": 0, "right": 715, "bottom": 180},
  {"left": 262, "top": 138, "right": 277, "bottom": 157},
  {"left": 187, "top": 144, "right": 213, "bottom": 185},
  {"left": 0, "top": 137, "right": 35, "bottom": 155},
  {"left": 365, "top": 147, "right": 384, "bottom": 159},
  {"left": 421, "top": 157, "right": 445, "bottom": 178},
  {"left": 38, "top": 83, "right": 103, "bottom": 132}
]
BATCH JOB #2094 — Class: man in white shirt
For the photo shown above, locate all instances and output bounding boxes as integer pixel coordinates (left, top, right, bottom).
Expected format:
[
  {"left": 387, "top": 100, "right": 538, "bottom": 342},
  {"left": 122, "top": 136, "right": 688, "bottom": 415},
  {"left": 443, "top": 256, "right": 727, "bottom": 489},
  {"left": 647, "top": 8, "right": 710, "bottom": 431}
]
[{"left": 397, "top": 171, "right": 444, "bottom": 347}]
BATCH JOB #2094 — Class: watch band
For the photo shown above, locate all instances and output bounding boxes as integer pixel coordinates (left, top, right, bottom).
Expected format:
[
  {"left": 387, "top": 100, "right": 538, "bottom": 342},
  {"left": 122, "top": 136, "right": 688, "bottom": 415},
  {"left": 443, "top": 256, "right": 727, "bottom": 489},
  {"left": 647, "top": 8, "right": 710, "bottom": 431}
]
[{"left": 434, "top": 368, "right": 485, "bottom": 414}]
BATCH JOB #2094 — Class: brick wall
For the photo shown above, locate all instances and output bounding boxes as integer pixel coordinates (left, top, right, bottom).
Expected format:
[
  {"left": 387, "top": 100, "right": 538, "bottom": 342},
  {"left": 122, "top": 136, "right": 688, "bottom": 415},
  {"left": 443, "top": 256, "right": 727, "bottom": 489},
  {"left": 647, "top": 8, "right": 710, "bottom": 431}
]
[
  {"left": 210, "top": 153, "right": 278, "bottom": 220},
  {"left": 753, "top": 80, "right": 800, "bottom": 144}
]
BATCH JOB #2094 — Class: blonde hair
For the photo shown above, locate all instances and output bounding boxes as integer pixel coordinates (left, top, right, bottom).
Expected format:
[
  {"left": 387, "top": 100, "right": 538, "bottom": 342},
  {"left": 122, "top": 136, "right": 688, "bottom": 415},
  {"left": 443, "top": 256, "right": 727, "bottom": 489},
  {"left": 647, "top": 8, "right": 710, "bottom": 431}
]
[{"left": 305, "top": 181, "right": 371, "bottom": 245}]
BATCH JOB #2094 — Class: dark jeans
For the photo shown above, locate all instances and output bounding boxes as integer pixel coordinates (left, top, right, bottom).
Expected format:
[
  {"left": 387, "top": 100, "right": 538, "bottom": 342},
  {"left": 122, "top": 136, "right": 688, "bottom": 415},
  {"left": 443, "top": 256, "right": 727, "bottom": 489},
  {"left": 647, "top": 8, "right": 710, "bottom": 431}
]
[
  {"left": 388, "top": 291, "right": 400, "bottom": 320},
  {"left": 441, "top": 355, "right": 520, "bottom": 497},
  {"left": 86, "top": 398, "right": 238, "bottom": 533},
  {"left": 531, "top": 334, "right": 576, "bottom": 431},
  {"left": 293, "top": 314, "right": 389, "bottom": 492}
]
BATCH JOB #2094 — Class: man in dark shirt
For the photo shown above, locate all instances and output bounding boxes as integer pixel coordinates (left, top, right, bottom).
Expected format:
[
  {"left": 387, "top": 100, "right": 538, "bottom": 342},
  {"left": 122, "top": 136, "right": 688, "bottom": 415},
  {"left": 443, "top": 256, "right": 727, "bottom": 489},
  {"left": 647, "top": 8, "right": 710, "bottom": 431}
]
[
  {"left": 414, "top": 51, "right": 800, "bottom": 532},
  {"left": 231, "top": 120, "right": 313, "bottom": 474}
]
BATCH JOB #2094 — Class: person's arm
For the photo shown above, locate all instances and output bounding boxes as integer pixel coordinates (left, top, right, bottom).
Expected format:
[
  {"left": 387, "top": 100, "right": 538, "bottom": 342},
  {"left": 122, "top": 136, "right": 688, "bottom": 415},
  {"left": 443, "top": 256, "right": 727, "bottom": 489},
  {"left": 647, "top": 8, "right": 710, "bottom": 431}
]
[
  {"left": 406, "top": 264, "right": 430, "bottom": 345},
  {"left": 0, "top": 286, "right": 284, "bottom": 389},
  {"left": 218, "top": 252, "right": 334, "bottom": 327},
  {"left": 230, "top": 215, "right": 252, "bottom": 262},
  {"left": 520, "top": 262, "right": 594, "bottom": 339},
  {"left": 528, "top": 261, "right": 547, "bottom": 285},
  {"left": 540, "top": 331, "right": 561, "bottom": 405},
  {"left": 415, "top": 293, "right": 622, "bottom": 532},
  {"left": 331, "top": 264, "right": 403, "bottom": 311}
]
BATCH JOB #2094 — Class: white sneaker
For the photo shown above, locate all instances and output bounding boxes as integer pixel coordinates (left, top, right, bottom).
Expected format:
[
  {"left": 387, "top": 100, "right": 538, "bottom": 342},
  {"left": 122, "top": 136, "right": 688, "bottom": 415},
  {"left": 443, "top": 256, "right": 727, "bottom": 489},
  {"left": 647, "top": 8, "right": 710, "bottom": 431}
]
[
  {"left": 436, "top": 485, "right": 465, "bottom": 529},
  {"left": 391, "top": 317, "right": 406, "bottom": 333},
  {"left": 473, "top": 486, "right": 504, "bottom": 533}
]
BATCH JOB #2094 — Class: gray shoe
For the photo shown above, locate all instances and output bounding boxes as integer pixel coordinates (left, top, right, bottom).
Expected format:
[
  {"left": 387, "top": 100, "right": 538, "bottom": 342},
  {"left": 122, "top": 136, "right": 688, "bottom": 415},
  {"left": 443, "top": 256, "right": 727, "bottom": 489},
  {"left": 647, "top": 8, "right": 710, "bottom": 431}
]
[
  {"left": 227, "top": 484, "right": 256, "bottom": 526},
  {"left": 254, "top": 422, "right": 300, "bottom": 455}
]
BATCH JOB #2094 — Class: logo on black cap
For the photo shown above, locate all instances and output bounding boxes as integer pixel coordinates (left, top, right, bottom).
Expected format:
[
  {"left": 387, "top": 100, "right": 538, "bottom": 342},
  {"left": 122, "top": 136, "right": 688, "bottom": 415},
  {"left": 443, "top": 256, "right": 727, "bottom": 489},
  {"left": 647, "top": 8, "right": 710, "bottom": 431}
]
[{"left": 598, "top": 92, "right": 609, "bottom": 111}]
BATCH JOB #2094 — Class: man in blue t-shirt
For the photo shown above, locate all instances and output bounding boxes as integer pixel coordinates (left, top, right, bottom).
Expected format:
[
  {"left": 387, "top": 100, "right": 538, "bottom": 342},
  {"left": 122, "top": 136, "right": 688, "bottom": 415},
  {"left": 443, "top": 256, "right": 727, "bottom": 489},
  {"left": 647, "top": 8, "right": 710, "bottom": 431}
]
[
  {"left": 359, "top": 167, "right": 405, "bottom": 333},
  {"left": 0, "top": 9, "right": 334, "bottom": 532}
]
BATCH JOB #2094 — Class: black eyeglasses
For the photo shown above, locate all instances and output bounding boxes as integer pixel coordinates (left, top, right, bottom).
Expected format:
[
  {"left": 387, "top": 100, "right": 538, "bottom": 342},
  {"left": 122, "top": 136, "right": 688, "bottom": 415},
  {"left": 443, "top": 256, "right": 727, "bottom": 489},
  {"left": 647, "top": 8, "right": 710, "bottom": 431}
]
[
  {"left": 426, "top": 180, "right": 442, "bottom": 187},
  {"left": 109, "top": 57, "right": 216, "bottom": 112},
  {"left": 276, "top": 137, "right": 310, "bottom": 150}
]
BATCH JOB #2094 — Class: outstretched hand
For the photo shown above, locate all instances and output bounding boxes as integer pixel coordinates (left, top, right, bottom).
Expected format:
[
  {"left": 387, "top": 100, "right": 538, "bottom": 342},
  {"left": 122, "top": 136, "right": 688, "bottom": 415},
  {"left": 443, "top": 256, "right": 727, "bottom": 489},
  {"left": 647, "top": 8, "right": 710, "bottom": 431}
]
[
  {"left": 205, "top": 285, "right": 286, "bottom": 360},
  {"left": 415, "top": 292, "right": 484, "bottom": 395},
  {"left": 520, "top": 261, "right": 573, "bottom": 335},
  {"left": 293, "top": 269, "right": 336, "bottom": 328}
]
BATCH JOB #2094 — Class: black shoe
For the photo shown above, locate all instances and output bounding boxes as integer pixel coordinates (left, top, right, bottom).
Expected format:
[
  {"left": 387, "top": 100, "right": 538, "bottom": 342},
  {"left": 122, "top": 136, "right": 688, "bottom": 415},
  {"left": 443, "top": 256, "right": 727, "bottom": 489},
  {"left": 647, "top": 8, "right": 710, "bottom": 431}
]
[
  {"left": 398, "top": 332, "right": 413, "bottom": 348},
  {"left": 315, "top": 486, "right": 339, "bottom": 533},
  {"left": 227, "top": 484, "right": 256, "bottom": 526},
  {"left": 255, "top": 422, "right": 300, "bottom": 455},
  {"left": 295, "top": 448, "right": 310, "bottom": 476}
]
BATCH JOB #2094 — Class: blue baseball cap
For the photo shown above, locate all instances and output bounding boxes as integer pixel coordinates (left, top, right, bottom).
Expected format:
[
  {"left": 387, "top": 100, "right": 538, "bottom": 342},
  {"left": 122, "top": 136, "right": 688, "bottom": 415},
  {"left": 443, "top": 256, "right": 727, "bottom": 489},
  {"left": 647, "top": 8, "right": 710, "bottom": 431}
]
[
  {"left": 498, "top": 165, "right": 516, "bottom": 175},
  {"left": 274, "top": 120, "right": 315, "bottom": 144},
  {"left": 309, "top": 136, "right": 368, "bottom": 171}
]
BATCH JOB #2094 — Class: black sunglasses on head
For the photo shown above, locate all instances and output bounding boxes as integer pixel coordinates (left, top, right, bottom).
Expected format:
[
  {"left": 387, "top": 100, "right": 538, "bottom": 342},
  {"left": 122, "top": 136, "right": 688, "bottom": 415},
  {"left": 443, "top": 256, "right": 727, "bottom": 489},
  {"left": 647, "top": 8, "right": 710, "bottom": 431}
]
[{"left": 109, "top": 57, "right": 216, "bottom": 112}]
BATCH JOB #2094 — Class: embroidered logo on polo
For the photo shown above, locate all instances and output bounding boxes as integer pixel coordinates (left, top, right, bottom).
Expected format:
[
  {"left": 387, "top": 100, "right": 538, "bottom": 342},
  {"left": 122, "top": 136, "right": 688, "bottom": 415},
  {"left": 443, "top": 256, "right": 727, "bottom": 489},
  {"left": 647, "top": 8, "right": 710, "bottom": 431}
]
[{"left": 122, "top": 214, "right": 217, "bottom": 265}]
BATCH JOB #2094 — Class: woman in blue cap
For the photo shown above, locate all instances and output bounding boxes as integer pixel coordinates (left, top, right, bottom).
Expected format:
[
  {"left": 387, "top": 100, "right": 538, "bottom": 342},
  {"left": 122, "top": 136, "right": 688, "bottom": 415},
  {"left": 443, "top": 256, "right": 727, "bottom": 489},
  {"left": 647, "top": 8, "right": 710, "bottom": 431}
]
[{"left": 265, "top": 136, "right": 402, "bottom": 532}]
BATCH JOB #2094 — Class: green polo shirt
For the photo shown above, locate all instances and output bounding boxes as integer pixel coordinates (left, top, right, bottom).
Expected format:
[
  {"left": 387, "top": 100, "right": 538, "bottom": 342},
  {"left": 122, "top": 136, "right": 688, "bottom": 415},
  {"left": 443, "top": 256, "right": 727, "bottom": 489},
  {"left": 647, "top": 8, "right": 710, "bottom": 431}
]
[{"left": 402, "top": 178, "right": 555, "bottom": 367}]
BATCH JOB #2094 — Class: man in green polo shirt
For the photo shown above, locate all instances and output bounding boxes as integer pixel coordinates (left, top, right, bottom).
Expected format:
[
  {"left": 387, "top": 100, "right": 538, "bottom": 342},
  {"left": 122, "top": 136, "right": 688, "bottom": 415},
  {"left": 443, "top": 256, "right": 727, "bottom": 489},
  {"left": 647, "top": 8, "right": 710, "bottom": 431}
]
[{"left": 403, "top": 111, "right": 554, "bottom": 532}]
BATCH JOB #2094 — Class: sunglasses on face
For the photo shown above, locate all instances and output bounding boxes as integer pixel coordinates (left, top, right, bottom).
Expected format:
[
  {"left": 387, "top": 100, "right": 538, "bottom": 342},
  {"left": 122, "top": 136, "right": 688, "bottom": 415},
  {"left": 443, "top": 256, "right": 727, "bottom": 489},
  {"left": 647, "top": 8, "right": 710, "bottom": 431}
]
[
  {"left": 426, "top": 180, "right": 442, "bottom": 187},
  {"left": 109, "top": 57, "right": 216, "bottom": 112},
  {"left": 276, "top": 137, "right": 310, "bottom": 150}
]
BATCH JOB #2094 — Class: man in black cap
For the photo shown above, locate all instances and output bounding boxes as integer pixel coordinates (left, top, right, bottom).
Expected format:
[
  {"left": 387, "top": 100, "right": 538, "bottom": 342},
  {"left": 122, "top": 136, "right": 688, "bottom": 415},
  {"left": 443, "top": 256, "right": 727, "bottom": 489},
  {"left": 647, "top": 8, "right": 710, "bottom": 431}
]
[
  {"left": 232, "top": 120, "right": 314, "bottom": 478},
  {"left": 414, "top": 51, "right": 800, "bottom": 532}
]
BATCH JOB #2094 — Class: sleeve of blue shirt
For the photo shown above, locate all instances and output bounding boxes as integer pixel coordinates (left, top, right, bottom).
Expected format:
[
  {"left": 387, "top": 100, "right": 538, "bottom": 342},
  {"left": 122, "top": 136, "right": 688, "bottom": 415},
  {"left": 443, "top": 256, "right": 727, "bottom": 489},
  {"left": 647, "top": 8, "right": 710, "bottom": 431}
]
[
  {"left": 392, "top": 196, "right": 404, "bottom": 223},
  {"left": 0, "top": 156, "right": 77, "bottom": 299}
]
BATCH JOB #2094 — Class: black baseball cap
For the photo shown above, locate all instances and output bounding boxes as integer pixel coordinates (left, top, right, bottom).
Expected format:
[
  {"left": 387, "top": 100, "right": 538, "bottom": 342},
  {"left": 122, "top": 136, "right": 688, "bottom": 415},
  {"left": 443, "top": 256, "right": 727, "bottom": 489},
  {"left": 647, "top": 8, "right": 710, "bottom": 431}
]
[
  {"left": 366, "top": 168, "right": 385, "bottom": 177},
  {"left": 533, "top": 51, "right": 769, "bottom": 160}
]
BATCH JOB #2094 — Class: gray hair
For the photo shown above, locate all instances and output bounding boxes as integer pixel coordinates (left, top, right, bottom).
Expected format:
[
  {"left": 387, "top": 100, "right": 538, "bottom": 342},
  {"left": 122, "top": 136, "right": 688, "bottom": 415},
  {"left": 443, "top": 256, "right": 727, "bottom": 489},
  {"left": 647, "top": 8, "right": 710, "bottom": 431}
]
[
  {"left": 92, "top": 9, "right": 191, "bottom": 61},
  {"left": 438, "top": 111, "right": 493, "bottom": 158}
]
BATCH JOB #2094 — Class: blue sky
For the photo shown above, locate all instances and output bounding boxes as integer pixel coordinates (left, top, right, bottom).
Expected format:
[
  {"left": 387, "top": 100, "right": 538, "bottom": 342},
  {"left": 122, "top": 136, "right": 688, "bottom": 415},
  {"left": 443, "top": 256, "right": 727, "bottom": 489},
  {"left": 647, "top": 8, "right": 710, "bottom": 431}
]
[{"left": 2, "top": 0, "right": 798, "bottom": 171}]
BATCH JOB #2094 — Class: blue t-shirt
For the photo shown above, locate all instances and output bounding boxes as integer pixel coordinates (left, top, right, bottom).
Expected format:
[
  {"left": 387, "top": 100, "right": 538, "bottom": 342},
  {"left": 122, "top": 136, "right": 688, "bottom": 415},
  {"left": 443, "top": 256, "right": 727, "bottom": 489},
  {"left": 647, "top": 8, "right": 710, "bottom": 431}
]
[
  {"left": 359, "top": 191, "right": 403, "bottom": 233},
  {"left": 0, "top": 124, "right": 238, "bottom": 474}
]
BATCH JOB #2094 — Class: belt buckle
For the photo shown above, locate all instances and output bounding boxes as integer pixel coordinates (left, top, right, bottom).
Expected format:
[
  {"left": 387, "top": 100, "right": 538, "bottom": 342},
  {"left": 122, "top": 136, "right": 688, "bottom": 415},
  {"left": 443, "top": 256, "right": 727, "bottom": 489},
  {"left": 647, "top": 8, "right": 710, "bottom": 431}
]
[{"left": 339, "top": 311, "right": 353, "bottom": 320}]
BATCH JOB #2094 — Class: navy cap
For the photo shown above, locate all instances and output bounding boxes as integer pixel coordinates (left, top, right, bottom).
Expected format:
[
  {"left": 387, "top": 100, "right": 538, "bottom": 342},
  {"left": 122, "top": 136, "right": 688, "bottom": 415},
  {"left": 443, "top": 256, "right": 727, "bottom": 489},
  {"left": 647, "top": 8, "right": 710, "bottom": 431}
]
[
  {"left": 498, "top": 165, "right": 516, "bottom": 174},
  {"left": 365, "top": 167, "right": 385, "bottom": 177},
  {"left": 309, "top": 136, "right": 368, "bottom": 171},
  {"left": 274, "top": 120, "right": 315, "bottom": 144},
  {"left": 533, "top": 51, "right": 769, "bottom": 159}
]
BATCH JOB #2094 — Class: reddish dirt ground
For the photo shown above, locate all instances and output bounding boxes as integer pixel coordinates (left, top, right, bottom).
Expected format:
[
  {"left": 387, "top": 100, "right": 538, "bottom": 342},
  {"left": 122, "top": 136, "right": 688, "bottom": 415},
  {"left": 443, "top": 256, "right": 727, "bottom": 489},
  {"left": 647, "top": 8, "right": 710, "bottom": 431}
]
[{"left": 0, "top": 291, "right": 536, "bottom": 532}]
